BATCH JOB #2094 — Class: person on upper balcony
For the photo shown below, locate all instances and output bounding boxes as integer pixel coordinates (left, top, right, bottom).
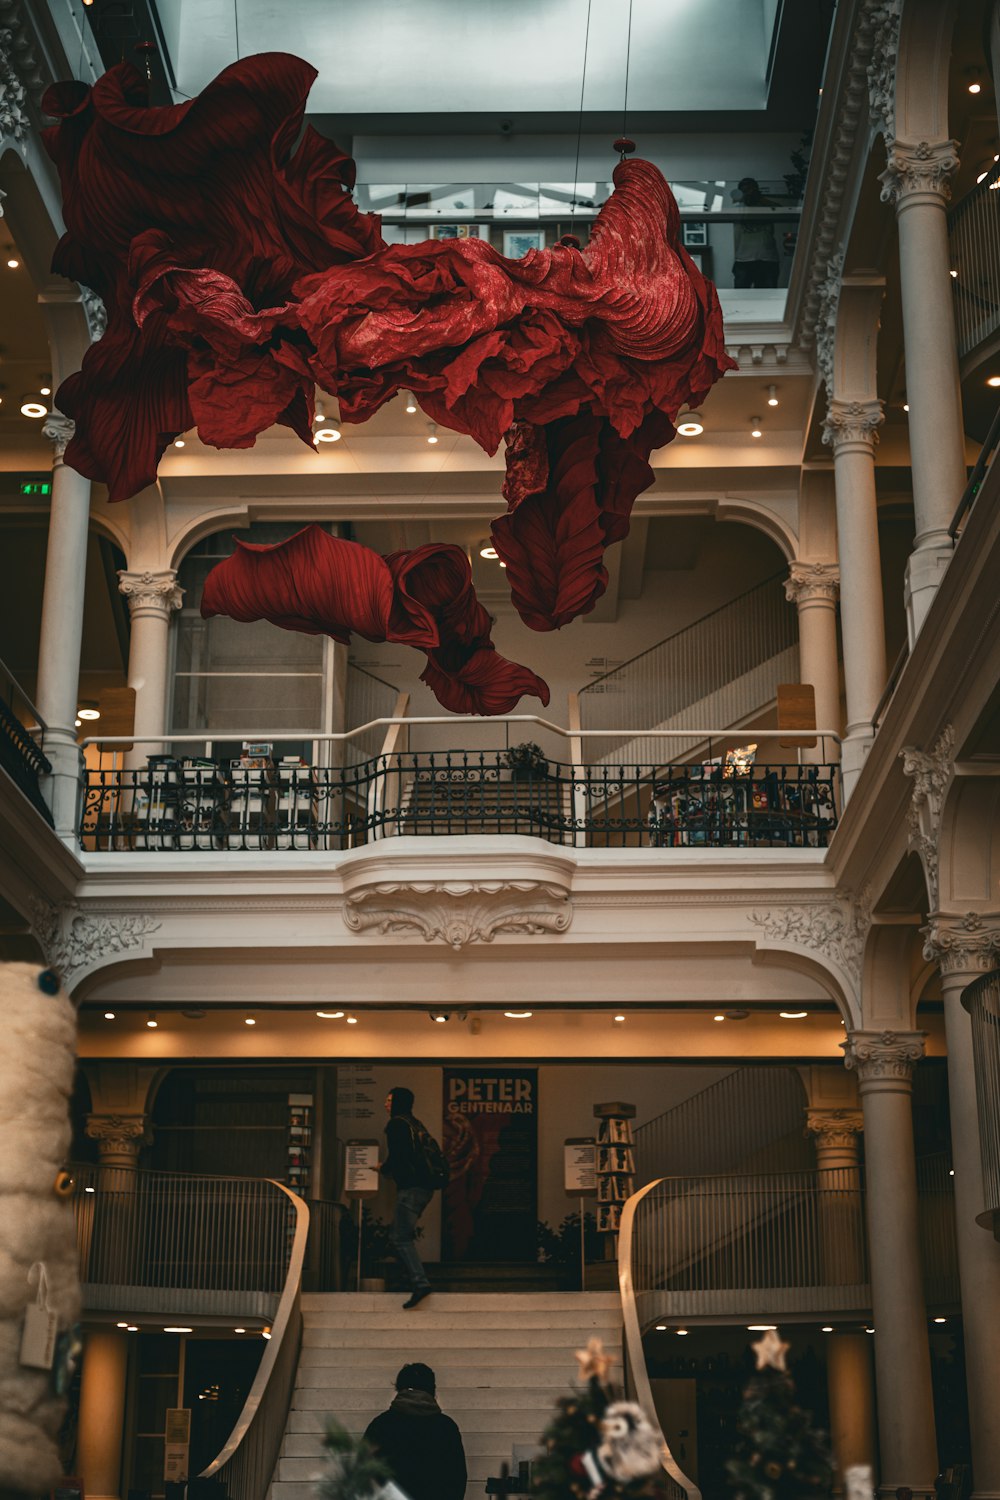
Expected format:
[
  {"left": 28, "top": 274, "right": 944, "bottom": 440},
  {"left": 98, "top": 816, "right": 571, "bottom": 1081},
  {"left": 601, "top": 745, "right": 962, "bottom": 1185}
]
[{"left": 731, "top": 177, "right": 781, "bottom": 289}]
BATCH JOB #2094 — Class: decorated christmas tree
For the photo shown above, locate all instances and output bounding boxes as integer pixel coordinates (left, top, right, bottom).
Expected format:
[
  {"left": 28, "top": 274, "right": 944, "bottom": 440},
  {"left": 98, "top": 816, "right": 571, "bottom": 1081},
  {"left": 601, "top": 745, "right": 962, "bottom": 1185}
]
[
  {"left": 313, "top": 1419, "right": 397, "bottom": 1500},
  {"left": 531, "top": 1339, "right": 673, "bottom": 1500},
  {"left": 726, "top": 1330, "right": 835, "bottom": 1500}
]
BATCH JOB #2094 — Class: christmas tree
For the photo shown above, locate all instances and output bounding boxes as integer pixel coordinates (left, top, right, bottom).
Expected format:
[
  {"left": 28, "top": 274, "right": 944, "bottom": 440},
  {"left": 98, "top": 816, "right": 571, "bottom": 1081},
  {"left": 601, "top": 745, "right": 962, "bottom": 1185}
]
[
  {"left": 726, "top": 1330, "right": 835, "bottom": 1500},
  {"left": 313, "top": 1419, "right": 396, "bottom": 1500},
  {"left": 531, "top": 1339, "right": 674, "bottom": 1500}
]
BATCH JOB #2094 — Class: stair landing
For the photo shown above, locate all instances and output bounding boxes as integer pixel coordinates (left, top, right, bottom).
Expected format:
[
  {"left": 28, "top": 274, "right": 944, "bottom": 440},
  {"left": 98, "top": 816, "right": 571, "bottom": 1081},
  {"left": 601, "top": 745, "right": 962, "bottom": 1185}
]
[{"left": 271, "top": 1291, "right": 622, "bottom": 1500}]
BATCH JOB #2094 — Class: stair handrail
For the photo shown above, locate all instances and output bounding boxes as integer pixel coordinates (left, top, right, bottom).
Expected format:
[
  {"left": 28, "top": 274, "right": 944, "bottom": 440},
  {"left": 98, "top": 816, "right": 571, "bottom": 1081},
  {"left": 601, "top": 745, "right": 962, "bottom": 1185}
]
[
  {"left": 367, "top": 691, "right": 411, "bottom": 833},
  {"left": 619, "top": 1178, "right": 701, "bottom": 1500},
  {"left": 577, "top": 571, "right": 792, "bottom": 697},
  {"left": 199, "top": 1179, "right": 310, "bottom": 1498},
  {"left": 634, "top": 1067, "right": 811, "bottom": 1182}
]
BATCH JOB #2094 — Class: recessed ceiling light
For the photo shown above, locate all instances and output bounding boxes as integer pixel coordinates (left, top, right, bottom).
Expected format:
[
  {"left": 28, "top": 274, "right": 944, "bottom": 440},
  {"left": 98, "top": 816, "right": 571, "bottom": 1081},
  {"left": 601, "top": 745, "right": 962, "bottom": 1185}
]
[
  {"left": 346, "top": 1016, "right": 358, "bottom": 1024},
  {"left": 949, "top": 1168, "right": 955, "bottom": 1176},
  {"left": 6, "top": 257, "right": 19, "bottom": 269},
  {"left": 747, "top": 1325, "right": 776, "bottom": 1331},
  {"left": 903, "top": 402, "right": 910, "bottom": 411},
  {"left": 677, "top": 413, "right": 704, "bottom": 436},
  {"left": 504, "top": 1010, "right": 532, "bottom": 1019},
  {"left": 480, "top": 543, "right": 499, "bottom": 559},
  {"left": 317, "top": 1010, "right": 345, "bottom": 1019},
  {"left": 431, "top": 1011, "right": 448, "bottom": 1023},
  {"left": 613, "top": 1014, "right": 626, "bottom": 1023},
  {"left": 969, "top": 82, "right": 982, "bottom": 94},
  {"left": 20, "top": 398, "right": 46, "bottom": 418},
  {"left": 164, "top": 1326, "right": 193, "bottom": 1333},
  {"left": 655, "top": 1324, "right": 667, "bottom": 1331},
  {"left": 987, "top": 377, "right": 1000, "bottom": 388},
  {"left": 174, "top": 438, "right": 185, "bottom": 448},
  {"left": 85, "top": 1185, "right": 95, "bottom": 1193},
  {"left": 676, "top": 1328, "right": 688, "bottom": 1335},
  {"left": 74, "top": 718, "right": 82, "bottom": 728},
  {"left": 779, "top": 1010, "right": 808, "bottom": 1019},
  {"left": 234, "top": 1327, "right": 246, "bottom": 1334},
  {"left": 934, "top": 1317, "right": 946, "bottom": 1324},
  {"left": 865, "top": 1327, "right": 875, "bottom": 1334},
  {"left": 127, "top": 1325, "right": 139, "bottom": 1332},
  {"left": 117, "top": 1321, "right": 128, "bottom": 1328},
  {"left": 77, "top": 703, "right": 101, "bottom": 721},
  {"left": 40, "top": 386, "right": 51, "bottom": 397},
  {"left": 315, "top": 424, "right": 341, "bottom": 443},
  {"left": 262, "top": 1328, "right": 272, "bottom": 1339},
  {"left": 104, "top": 1011, "right": 116, "bottom": 1020},
  {"left": 821, "top": 1326, "right": 833, "bottom": 1333},
  {"left": 244, "top": 1017, "right": 256, "bottom": 1026}
]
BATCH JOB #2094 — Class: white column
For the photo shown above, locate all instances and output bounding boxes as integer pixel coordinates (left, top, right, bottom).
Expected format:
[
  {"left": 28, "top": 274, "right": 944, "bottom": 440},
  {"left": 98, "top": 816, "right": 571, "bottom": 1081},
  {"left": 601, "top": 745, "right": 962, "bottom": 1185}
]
[
  {"left": 843, "top": 1030, "right": 937, "bottom": 1499},
  {"left": 34, "top": 413, "right": 92, "bottom": 837},
  {"left": 822, "top": 402, "right": 887, "bottom": 798},
  {"left": 77, "top": 1328, "right": 128, "bottom": 1500},
  {"left": 924, "top": 918, "right": 1000, "bottom": 1500},
  {"left": 880, "top": 140, "right": 965, "bottom": 641},
  {"left": 117, "top": 570, "right": 184, "bottom": 761},
  {"left": 784, "top": 563, "right": 841, "bottom": 764}
]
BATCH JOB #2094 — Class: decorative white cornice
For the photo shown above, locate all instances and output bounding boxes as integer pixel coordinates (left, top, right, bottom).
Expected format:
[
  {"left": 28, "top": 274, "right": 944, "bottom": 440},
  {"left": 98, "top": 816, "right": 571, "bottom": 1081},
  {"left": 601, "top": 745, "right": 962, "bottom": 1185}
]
[
  {"left": 749, "top": 887, "right": 871, "bottom": 994},
  {"left": 923, "top": 912, "right": 1000, "bottom": 981},
  {"left": 0, "top": 27, "right": 28, "bottom": 152},
  {"left": 42, "top": 412, "right": 75, "bottom": 458},
  {"left": 866, "top": 0, "right": 903, "bottom": 137},
  {"left": 29, "top": 897, "right": 161, "bottom": 987},
  {"left": 342, "top": 880, "right": 572, "bottom": 950},
  {"left": 900, "top": 724, "right": 955, "bottom": 910},
  {"left": 814, "top": 249, "right": 845, "bottom": 398},
  {"left": 118, "top": 569, "right": 185, "bottom": 617},
  {"left": 822, "top": 398, "right": 885, "bottom": 454},
  {"left": 785, "top": 562, "right": 840, "bottom": 607},
  {"left": 842, "top": 1028, "right": 925, "bottom": 1083},
  {"left": 805, "top": 1106, "right": 865, "bottom": 1150},
  {"left": 79, "top": 285, "right": 107, "bottom": 343},
  {"left": 879, "top": 138, "right": 960, "bottom": 208}
]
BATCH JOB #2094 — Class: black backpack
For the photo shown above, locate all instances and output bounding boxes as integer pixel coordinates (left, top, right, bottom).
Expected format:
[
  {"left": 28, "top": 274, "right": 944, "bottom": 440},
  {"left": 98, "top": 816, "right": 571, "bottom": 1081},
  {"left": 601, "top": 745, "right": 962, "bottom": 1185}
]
[{"left": 410, "top": 1116, "right": 450, "bottom": 1190}]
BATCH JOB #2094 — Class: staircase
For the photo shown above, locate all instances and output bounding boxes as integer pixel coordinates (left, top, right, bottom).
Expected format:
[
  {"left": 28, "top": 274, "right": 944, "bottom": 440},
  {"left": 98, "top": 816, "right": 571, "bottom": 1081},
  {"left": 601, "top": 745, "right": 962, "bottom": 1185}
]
[
  {"left": 398, "top": 774, "right": 569, "bottom": 837},
  {"left": 270, "top": 1291, "right": 622, "bottom": 1500}
]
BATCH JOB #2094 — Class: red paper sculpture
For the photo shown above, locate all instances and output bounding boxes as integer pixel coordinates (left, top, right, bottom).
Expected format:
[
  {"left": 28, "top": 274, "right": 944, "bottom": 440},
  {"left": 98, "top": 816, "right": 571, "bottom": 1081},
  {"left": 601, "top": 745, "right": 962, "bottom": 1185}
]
[{"left": 42, "top": 53, "right": 734, "bottom": 713}]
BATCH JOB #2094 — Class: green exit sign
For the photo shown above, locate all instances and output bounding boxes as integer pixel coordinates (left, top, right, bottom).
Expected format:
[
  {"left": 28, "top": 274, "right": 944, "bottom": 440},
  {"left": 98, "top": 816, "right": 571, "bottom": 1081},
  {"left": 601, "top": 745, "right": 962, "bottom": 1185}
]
[{"left": 19, "top": 481, "right": 51, "bottom": 496}]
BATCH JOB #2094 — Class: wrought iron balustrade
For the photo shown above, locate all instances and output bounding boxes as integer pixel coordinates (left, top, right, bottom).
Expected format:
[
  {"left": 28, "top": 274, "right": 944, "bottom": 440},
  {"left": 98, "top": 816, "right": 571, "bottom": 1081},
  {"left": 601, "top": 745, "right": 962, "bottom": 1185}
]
[
  {"left": 80, "top": 749, "right": 839, "bottom": 851},
  {"left": 0, "top": 657, "right": 52, "bottom": 826}
]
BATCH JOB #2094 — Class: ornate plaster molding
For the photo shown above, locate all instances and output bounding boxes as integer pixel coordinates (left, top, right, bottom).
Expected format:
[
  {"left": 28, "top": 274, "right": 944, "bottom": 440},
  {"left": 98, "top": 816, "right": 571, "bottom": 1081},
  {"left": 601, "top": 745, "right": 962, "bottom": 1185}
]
[
  {"left": 79, "top": 285, "right": 107, "bottom": 343},
  {"left": 343, "top": 880, "right": 572, "bottom": 950},
  {"left": 749, "top": 888, "right": 872, "bottom": 994},
  {"left": 900, "top": 723, "right": 955, "bottom": 910},
  {"left": 0, "top": 27, "right": 29, "bottom": 151},
  {"left": 724, "top": 342, "right": 792, "bottom": 370},
  {"left": 842, "top": 1028, "right": 925, "bottom": 1083},
  {"left": 822, "top": 398, "right": 884, "bottom": 454},
  {"left": 879, "top": 138, "right": 960, "bottom": 207},
  {"left": 784, "top": 562, "right": 840, "bottom": 606},
  {"left": 923, "top": 912, "right": 1000, "bottom": 980},
  {"left": 118, "top": 569, "right": 185, "bottom": 617},
  {"left": 814, "top": 249, "right": 845, "bottom": 398},
  {"left": 29, "top": 898, "right": 161, "bottom": 986},
  {"left": 805, "top": 1107, "right": 865, "bottom": 1150},
  {"left": 85, "top": 1113, "right": 148, "bottom": 1160},
  {"left": 42, "top": 412, "right": 75, "bottom": 458},
  {"left": 866, "top": 0, "right": 903, "bottom": 137}
]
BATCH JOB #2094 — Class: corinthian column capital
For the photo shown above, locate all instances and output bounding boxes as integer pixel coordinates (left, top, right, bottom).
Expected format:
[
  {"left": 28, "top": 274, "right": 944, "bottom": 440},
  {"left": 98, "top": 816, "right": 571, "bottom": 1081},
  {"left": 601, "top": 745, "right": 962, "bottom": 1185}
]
[
  {"left": 805, "top": 1107, "right": 865, "bottom": 1151},
  {"left": 118, "top": 569, "right": 184, "bottom": 618},
  {"left": 85, "top": 1112, "right": 149, "bottom": 1165},
  {"left": 842, "top": 1029, "right": 925, "bottom": 1087},
  {"left": 822, "top": 398, "right": 884, "bottom": 455},
  {"left": 923, "top": 913, "right": 1000, "bottom": 982},
  {"left": 42, "top": 412, "right": 75, "bottom": 459},
  {"left": 879, "top": 138, "right": 960, "bottom": 209},
  {"left": 785, "top": 562, "right": 840, "bottom": 607}
]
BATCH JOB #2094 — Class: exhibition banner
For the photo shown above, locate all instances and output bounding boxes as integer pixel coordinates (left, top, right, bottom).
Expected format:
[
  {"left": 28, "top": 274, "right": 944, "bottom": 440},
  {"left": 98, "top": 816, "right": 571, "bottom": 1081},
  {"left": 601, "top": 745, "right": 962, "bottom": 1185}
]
[{"left": 442, "top": 1067, "right": 537, "bottom": 1261}]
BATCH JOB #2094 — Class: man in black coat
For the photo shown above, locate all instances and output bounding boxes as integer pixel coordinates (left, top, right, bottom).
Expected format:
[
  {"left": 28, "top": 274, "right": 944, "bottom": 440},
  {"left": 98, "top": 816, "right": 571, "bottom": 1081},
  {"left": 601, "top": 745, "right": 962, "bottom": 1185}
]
[
  {"left": 382, "top": 1085, "right": 433, "bottom": 1309},
  {"left": 364, "top": 1361, "right": 467, "bottom": 1500}
]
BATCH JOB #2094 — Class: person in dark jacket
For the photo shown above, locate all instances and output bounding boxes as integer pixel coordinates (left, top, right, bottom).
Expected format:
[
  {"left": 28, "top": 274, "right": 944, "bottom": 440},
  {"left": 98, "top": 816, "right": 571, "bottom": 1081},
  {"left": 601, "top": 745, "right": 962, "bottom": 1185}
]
[
  {"left": 382, "top": 1086, "right": 433, "bottom": 1308},
  {"left": 364, "top": 1361, "right": 467, "bottom": 1500}
]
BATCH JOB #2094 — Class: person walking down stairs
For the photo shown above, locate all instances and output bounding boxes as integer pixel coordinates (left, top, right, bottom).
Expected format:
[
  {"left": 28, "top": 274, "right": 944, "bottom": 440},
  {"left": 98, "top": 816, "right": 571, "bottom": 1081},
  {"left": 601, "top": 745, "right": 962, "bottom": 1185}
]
[
  {"left": 364, "top": 1361, "right": 467, "bottom": 1500},
  {"left": 381, "top": 1087, "right": 448, "bottom": 1309}
]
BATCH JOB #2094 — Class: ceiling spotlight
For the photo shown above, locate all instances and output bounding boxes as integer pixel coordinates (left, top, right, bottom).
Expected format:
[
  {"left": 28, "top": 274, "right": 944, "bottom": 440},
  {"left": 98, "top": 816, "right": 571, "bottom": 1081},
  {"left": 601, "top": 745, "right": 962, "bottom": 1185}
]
[
  {"left": 127, "top": 1325, "right": 139, "bottom": 1332},
  {"left": 504, "top": 1010, "right": 533, "bottom": 1019},
  {"left": 865, "top": 1326, "right": 875, "bottom": 1334},
  {"left": 750, "top": 417, "right": 763, "bottom": 438},
  {"left": 234, "top": 1327, "right": 246, "bottom": 1334},
  {"left": 77, "top": 702, "right": 101, "bottom": 721},
  {"left": 427, "top": 423, "right": 439, "bottom": 445},
  {"left": 40, "top": 386, "right": 51, "bottom": 397},
  {"left": 404, "top": 393, "right": 417, "bottom": 413},
  {"left": 987, "top": 377, "right": 1000, "bottom": 388},
  {"left": 821, "top": 1326, "right": 833, "bottom": 1333},
  {"left": 779, "top": 1010, "right": 808, "bottom": 1019},
  {"left": 949, "top": 1168, "right": 955, "bottom": 1176},
  {"left": 164, "top": 1327, "right": 193, "bottom": 1334},
  {"left": 147, "top": 1014, "right": 158, "bottom": 1029},
  {"left": 676, "top": 411, "right": 704, "bottom": 437},
  {"left": 244, "top": 1017, "right": 256, "bottom": 1026},
  {"left": 766, "top": 384, "right": 779, "bottom": 407},
  {"left": 317, "top": 1010, "right": 345, "bottom": 1019},
  {"left": 346, "top": 1015, "right": 358, "bottom": 1024},
  {"left": 479, "top": 543, "right": 499, "bottom": 560},
  {"left": 934, "top": 1317, "right": 946, "bottom": 1324},
  {"left": 747, "top": 1325, "right": 776, "bottom": 1332},
  {"left": 84, "top": 1185, "right": 95, "bottom": 1193},
  {"left": 104, "top": 1011, "right": 115, "bottom": 1021},
  {"left": 6, "top": 257, "right": 19, "bottom": 270},
  {"left": 262, "top": 1327, "right": 272, "bottom": 1339},
  {"left": 903, "top": 402, "right": 910, "bottom": 411},
  {"left": 969, "top": 81, "right": 982, "bottom": 94},
  {"left": 676, "top": 1328, "right": 688, "bottom": 1335},
  {"left": 314, "top": 408, "right": 326, "bottom": 422},
  {"left": 117, "top": 1321, "right": 128, "bottom": 1328},
  {"left": 613, "top": 1013, "right": 626, "bottom": 1024},
  {"left": 655, "top": 1324, "right": 667, "bottom": 1331},
  {"left": 315, "top": 423, "right": 341, "bottom": 443},
  {"left": 430, "top": 1011, "right": 449, "bottom": 1023},
  {"left": 20, "top": 397, "right": 46, "bottom": 418},
  {"left": 714, "top": 1014, "right": 725, "bottom": 1022},
  {"left": 74, "top": 718, "right": 82, "bottom": 729},
  {"left": 174, "top": 438, "right": 185, "bottom": 448}
]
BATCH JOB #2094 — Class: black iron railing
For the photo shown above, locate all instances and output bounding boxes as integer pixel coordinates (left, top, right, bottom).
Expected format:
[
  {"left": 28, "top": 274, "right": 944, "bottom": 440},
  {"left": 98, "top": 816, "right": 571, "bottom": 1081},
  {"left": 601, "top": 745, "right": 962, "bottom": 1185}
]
[
  {"left": 0, "top": 695, "right": 53, "bottom": 826},
  {"left": 80, "top": 751, "right": 839, "bottom": 851}
]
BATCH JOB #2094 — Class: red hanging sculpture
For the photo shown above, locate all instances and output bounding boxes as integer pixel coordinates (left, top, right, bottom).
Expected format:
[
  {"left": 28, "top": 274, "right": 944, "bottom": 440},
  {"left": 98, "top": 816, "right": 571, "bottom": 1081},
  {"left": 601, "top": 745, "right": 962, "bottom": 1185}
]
[{"left": 42, "top": 53, "right": 734, "bottom": 714}]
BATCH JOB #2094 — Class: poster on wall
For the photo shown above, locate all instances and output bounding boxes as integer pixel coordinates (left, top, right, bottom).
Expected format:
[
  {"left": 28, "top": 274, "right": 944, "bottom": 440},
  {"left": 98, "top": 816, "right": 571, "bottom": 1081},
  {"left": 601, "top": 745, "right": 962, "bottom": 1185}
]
[{"left": 442, "top": 1067, "right": 537, "bottom": 1261}]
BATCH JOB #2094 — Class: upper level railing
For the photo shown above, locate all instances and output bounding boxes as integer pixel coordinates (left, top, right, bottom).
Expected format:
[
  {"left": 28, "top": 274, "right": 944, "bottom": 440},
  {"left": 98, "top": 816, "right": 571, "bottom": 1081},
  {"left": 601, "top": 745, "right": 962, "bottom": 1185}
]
[
  {"left": 949, "top": 163, "right": 1000, "bottom": 357},
  {"left": 0, "top": 655, "right": 52, "bottom": 826},
  {"left": 79, "top": 726, "right": 840, "bottom": 853},
  {"left": 577, "top": 575, "right": 798, "bottom": 764}
]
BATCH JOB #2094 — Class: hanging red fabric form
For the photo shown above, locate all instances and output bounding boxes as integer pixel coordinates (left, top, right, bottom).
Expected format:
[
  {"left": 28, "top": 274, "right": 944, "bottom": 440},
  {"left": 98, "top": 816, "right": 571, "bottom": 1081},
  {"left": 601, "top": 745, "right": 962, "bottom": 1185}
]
[{"left": 42, "top": 53, "right": 734, "bottom": 713}]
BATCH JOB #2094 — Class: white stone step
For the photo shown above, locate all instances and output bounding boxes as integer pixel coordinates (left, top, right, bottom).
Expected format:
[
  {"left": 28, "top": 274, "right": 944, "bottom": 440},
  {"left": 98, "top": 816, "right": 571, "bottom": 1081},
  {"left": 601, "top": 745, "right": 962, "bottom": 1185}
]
[
  {"left": 300, "top": 1291, "right": 618, "bottom": 1311},
  {"left": 301, "top": 1308, "right": 618, "bottom": 1330},
  {"left": 288, "top": 1385, "right": 582, "bottom": 1411},
  {"left": 295, "top": 1353, "right": 580, "bottom": 1383},
  {"left": 295, "top": 1341, "right": 615, "bottom": 1366},
  {"left": 302, "top": 1326, "right": 609, "bottom": 1349}
]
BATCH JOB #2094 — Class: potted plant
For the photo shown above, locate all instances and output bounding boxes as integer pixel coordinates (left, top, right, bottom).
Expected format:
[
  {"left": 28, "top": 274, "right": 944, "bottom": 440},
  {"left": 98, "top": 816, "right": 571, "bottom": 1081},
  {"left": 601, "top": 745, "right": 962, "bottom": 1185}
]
[
  {"left": 504, "top": 741, "right": 549, "bottom": 782},
  {"left": 536, "top": 1212, "right": 601, "bottom": 1289},
  {"left": 358, "top": 1209, "right": 398, "bottom": 1292}
]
